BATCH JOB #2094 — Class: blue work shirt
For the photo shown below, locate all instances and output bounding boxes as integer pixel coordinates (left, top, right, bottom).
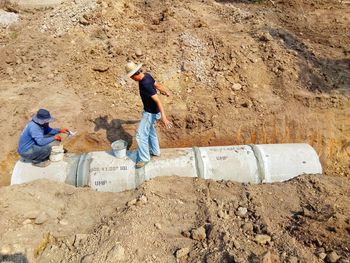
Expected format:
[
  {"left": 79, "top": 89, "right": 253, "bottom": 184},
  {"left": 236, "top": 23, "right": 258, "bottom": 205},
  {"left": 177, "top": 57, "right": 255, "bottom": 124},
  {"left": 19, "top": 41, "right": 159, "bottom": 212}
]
[
  {"left": 139, "top": 73, "right": 159, "bottom": 114},
  {"left": 17, "top": 120, "right": 60, "bottom": 155}
]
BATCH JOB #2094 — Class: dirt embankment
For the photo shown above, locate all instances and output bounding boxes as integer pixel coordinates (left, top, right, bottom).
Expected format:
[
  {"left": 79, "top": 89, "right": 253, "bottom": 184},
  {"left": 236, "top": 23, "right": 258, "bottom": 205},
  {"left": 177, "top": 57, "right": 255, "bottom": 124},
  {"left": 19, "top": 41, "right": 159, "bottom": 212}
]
[
  {"left": 0, "top": 0, "right": 349, "bottom": 185},
  {"left": 0, "top": 175, "right": 349, "bottom": 262}
]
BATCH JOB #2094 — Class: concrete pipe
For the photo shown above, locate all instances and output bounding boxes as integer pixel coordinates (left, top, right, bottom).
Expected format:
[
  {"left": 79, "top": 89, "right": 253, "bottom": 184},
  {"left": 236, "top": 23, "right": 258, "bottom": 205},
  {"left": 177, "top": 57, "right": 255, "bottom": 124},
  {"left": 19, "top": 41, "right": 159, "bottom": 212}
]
[{"left": 11, "top": 143, "right": 323, "bottom": 192}]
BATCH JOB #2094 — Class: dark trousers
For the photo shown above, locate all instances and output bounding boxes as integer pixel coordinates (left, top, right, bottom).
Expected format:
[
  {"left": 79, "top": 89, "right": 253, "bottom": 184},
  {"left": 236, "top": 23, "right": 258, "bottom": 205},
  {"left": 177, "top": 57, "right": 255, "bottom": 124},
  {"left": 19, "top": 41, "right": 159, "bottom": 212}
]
[{"left": 20, "top": 142, "right": 57, "bottom": 163}]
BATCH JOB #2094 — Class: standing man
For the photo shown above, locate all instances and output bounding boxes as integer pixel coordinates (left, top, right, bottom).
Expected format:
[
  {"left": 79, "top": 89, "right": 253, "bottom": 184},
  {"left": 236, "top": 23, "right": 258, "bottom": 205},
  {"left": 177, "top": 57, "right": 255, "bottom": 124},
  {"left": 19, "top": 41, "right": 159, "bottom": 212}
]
[
  {"left": 125, "top": 61, "right": 173, "bottom": 168},
  {"left": 18, "top": 108, "right": 70, "bottom": 167}
]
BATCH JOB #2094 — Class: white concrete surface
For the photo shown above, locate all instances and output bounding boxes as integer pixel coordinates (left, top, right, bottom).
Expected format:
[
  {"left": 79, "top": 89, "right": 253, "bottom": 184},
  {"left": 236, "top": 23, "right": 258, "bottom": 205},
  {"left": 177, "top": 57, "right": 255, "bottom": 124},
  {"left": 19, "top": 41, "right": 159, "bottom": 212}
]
[{"left": 11, "top": 144, "right": 323, "bottom": 192}]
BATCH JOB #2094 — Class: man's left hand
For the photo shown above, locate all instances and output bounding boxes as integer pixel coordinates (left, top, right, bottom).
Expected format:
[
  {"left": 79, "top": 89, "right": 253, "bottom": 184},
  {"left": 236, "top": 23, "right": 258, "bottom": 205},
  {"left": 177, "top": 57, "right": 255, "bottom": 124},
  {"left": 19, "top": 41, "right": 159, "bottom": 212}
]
[{"left": 59, "top": 128, "right": 69, "bottom": 134}]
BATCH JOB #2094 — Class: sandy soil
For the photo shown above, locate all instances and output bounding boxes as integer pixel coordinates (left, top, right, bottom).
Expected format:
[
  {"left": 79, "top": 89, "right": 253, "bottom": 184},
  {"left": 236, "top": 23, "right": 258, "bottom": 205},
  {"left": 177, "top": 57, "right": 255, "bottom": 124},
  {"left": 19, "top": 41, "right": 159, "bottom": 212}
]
[
  {"left": 0, "top": 0, "right": 349, "bottom": 185},
  {"left": 0, "top": 175, "right": 349, "bottom": 262},
  {"left": 0, "top": 0, "right": 349, "bottom": 262}
]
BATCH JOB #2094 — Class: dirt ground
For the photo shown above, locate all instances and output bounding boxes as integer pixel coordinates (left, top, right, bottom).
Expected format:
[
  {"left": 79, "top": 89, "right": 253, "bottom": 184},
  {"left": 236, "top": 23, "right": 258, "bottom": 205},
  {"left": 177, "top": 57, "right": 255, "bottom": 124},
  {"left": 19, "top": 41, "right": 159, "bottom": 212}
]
[
  {"left": 0, "top": 0, "right": 349, "bottom": 185},
  {"left": 0, "top": 0, "right": 349, "bottom": 262},
  {"left": 0, "top": 175, "right": 349, "bottom": 263}
]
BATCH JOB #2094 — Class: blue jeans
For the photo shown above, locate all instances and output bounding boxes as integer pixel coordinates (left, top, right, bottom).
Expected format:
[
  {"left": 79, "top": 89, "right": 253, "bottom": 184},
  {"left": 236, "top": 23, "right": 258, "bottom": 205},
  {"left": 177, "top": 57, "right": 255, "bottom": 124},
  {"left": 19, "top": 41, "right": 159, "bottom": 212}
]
[
  {"left": 136, "top": 111, "right": 161, "bottom": 162},
  {"left": 20, "top": 141, "right": 57, "bottom": 163}
]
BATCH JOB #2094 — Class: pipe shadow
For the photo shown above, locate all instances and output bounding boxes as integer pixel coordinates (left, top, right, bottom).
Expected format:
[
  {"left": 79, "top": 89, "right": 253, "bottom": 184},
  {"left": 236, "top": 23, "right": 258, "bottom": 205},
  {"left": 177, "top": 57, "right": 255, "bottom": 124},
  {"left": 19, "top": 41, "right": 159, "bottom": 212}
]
[
  {"left": 0, "top": 253, "right": 28, "bottom": 263},
  {"left": 268, "top": 28, "right": 350, "bottom": 94},
  {"left": 93, "top": 116, "right": 138, "bottom": 149}
]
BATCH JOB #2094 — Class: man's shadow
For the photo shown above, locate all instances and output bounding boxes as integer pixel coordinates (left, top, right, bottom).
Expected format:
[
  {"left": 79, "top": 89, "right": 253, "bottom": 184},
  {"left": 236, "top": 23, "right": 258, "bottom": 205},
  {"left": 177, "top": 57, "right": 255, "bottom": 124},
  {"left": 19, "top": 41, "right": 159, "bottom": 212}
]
[
  {"left": 93, "top": 116, "right": 138, "bottom": 149},
  {"left": 0, "top": 253, "right": 28, "bottom": 262}
]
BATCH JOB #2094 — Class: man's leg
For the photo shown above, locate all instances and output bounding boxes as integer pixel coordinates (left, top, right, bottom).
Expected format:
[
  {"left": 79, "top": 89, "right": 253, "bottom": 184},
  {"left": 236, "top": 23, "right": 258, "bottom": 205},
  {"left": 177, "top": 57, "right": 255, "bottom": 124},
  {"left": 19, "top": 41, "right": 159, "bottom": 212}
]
[
  {"left": 21, "top": 145, "right": 52, "bottom": 164},
  {"left": 136, "top": 112, "right": 152, "bottom": 163},
  {"left": 149, "top": 113, "right": 160, "bottom": 156}
]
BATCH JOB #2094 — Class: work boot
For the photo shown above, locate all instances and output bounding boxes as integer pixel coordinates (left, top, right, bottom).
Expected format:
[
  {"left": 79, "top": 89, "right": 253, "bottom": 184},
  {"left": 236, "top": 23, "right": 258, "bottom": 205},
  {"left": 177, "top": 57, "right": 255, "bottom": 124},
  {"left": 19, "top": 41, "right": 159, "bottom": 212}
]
[
  {"left": 32, "top": 160, "right": 51, "bottom": 168},
  {"left": 135, "top": 161, "right": 148, "bottom": 169}
]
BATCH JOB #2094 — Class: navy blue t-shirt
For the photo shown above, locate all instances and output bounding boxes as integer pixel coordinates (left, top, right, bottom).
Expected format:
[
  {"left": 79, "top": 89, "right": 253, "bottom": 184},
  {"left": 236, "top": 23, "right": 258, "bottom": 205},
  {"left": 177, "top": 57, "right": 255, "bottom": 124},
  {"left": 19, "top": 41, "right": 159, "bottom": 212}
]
[{"left": 139, "top": 73, "right": 159, "bottom": 114}]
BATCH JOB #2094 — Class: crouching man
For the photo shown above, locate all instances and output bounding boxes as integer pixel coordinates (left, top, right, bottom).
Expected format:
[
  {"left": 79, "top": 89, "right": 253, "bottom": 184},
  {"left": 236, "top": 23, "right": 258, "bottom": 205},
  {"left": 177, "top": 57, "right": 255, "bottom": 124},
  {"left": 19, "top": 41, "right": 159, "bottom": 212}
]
[{"left": 17, "top": 109, "right": 70, "bottom": 167}]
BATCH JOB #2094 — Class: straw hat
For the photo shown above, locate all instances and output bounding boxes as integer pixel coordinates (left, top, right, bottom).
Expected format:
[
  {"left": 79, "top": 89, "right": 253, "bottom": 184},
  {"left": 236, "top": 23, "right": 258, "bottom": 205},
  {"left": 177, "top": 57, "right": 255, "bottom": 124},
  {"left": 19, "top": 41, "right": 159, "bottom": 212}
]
[{"left": 125, "top": 61, "right": 143, "bottom": 77}]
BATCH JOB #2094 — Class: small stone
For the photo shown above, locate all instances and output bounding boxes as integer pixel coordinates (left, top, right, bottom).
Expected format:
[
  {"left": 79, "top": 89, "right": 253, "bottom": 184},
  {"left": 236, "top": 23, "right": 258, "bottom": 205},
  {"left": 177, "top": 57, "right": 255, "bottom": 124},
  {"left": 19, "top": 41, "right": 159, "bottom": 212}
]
[
  {"left": 218, "top": 209, "right": 229, "bottom": 219},
  {"left": 48, "top": 73, "right": 54, "bottom": 79},
  {"left": 259, "top": 32, "right": 273, "bottom": 42},
  {"left": 79, "top": 17, "right": 90, "bottom": 25},
  {"left": 232, "top": 83, "right": 242, "bottom": 90},
  {"left": 191, "top": 226, "right": 206, "bottom": 241},
  {"left": 317, "top": 252, "right": 327, "bottom": 260},
  {"left": 175, "top": 247, "right": 190, "bottom": 258},
  {"left": 6, "top": 67, "right": 13, "bottom": 76},
  {"left": 261, "top": 251, "right": 280, "bottom": 263},
  {"left": 1, "top": 244, "right": 13, "bottom": 254},
  {"left": 22, "top": 219, "right": 32, "bottom": 225},
  {"left": 181, "top": 230, "right": 191, "bottom": 238},
  {"left": 135, "top": 48, "right": 143, "bottom": 57},
  {"left": 182, "top": 62, "right": 192, "bottom": 72},
  {"left": 81, "top": 254, "right": 94, "bottom": 263},
  {"left": 326, "top": 251, "right": 340, "bottom": 263},
  {"left": 35, "top": 211, "right": 48, "bottom": 225},
  {"left": 241, "top": 100, "right": 253, "bottom": 108},
  {"left": 287, "top": 256, "right": 299, "bottom": 263},
  {"left": 92, "top": 64, "right": 109, "bottom": 72},
  {"left": 242, "top": 222, "right": 254, "bottom": 233},
  {"left": 261, "top": 251, "right": 272, "bottom": 263},
  {"left": 137, "top": 195, "right": 148, "bottom": 204},
  {"left": 237, "top": 207, "right": 248, "bottom": 217},
  {"left": 254, "top": 234, "right": 271, "bottom": 245},
  {"left": 127, "top": 199, "right": 137, "bottom": 206},
  {"left": 154, "top": 223, "right": 161, "bottom": 230},
  {"left": 59, "top": 219, "right": 68, "bottom": 225},
  {"left": 233, "top": 240, "right": 240, "bottom": 249},
  {"left": 107, "top": 244, "right": 125, "bottom": 261}
]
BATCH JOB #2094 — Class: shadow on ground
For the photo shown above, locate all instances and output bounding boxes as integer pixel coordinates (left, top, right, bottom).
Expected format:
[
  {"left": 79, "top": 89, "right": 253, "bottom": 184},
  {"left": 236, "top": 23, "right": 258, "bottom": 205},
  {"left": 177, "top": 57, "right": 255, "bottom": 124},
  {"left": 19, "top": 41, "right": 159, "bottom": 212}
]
[
  {"left": 93, "top": 116, "right": 138, "bottom": 149},
  {"left": 268, "top": 28, "right": 350, "bottom": 95},
  {"left": 0, "top": 253, "right": 28, "bottom": 263}
]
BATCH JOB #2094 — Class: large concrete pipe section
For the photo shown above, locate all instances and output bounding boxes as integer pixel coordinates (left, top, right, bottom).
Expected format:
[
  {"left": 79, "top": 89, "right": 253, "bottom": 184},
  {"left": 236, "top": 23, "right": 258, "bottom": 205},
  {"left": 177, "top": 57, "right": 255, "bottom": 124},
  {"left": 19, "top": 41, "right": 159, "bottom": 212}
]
[{"left": 11, "top": 143, "right": 322, "bottom": 192}]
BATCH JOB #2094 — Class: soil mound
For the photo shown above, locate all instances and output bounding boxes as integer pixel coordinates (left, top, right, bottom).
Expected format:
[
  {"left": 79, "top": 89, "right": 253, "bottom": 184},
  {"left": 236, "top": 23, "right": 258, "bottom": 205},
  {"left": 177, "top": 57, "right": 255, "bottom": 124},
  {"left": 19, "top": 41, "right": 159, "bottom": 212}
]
[{"left": 0, "top": 175, "right": 349, "bottom": 262}]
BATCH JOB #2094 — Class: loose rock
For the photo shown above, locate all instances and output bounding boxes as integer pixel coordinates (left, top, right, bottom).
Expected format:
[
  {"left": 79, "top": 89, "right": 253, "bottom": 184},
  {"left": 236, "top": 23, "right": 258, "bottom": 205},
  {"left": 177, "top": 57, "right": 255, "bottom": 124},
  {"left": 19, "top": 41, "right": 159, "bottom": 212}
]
[
  {"left": 317, "top": 252, "right": 327, "bottom": 260},
  {"left": 35, "top": 211, "right": 48, "bottom": 225},
  {"left": 137, "top": 195, "right": 148, "bottom": 204},
  {"left": 232, "top": 83, "right": 242, "bottom": 91},
  {"left": 191, "top": 226, "right": 206, "bottom": 241},
  {"left": 127, "top": 199, "right": 137, "bottom": 206},
  {"left": 92, "top": 64, "right": 109, "bottom": 72},
  {"left": 79, "top": 17, "right": 90, "bottom": 25},
  {"left": 287, "top": 256, "right": 299, "bottom": 263},
  {"left": 107, "top": 244, "right": 125, "bottom": 261},
  {"left": 326, "top": 251, "right": 340, "bottom": 263},
  {"left": 237, "top": 207, "right": 248, "bottom": 217},
  {"left": 81, "top": 254, "right": 94, "bottom": 263},
  {"left": 254, "top": 234, "right": 271, "bottom": 245},
  {"left": 175, "top": 247, "right": 190, "bottom": 258},
  {"left": 135, "top": 48, "right": 143, "bottom": 57},
  {"left": 242, "top": 222, "right": 254, "bottom": 233}
]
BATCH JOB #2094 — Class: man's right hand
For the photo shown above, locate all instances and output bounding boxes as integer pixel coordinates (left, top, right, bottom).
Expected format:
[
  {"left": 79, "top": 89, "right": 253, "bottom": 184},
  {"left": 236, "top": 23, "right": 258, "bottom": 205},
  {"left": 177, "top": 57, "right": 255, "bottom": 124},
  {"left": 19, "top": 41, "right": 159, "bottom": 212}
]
[
  {"left": 54, "top": 135, "right": 62, "bottom": 141},
  {"left": 162, "top": 118, "right": 173, "bottom": 129}
]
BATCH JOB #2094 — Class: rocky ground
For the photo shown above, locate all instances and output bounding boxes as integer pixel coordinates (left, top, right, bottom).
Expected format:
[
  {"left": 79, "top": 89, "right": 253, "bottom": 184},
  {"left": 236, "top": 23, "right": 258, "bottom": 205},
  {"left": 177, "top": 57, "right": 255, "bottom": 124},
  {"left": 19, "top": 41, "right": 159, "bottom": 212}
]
[
  {"left": 0, "top": 0, "right": 349, "bottom": 185},
  {"left": 0, "top": 0, "right": 349, "bottom": 262},
  {"left": 0, "top": 175, "right": 349, "bottom": 262}
]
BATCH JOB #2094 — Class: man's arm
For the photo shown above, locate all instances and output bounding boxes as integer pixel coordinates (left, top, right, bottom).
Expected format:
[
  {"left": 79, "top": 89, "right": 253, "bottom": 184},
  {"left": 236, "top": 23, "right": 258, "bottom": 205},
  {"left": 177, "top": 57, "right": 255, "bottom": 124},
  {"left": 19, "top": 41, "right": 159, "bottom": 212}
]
[
  {"left": 151, "top": 94, "right": 173, "bottom": 129},
  {"left": 30, "top": 125, "right": 55, "bottom": 146},
  {"left": 154, "top": 82, "right": 171, "bottom": 97}
]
